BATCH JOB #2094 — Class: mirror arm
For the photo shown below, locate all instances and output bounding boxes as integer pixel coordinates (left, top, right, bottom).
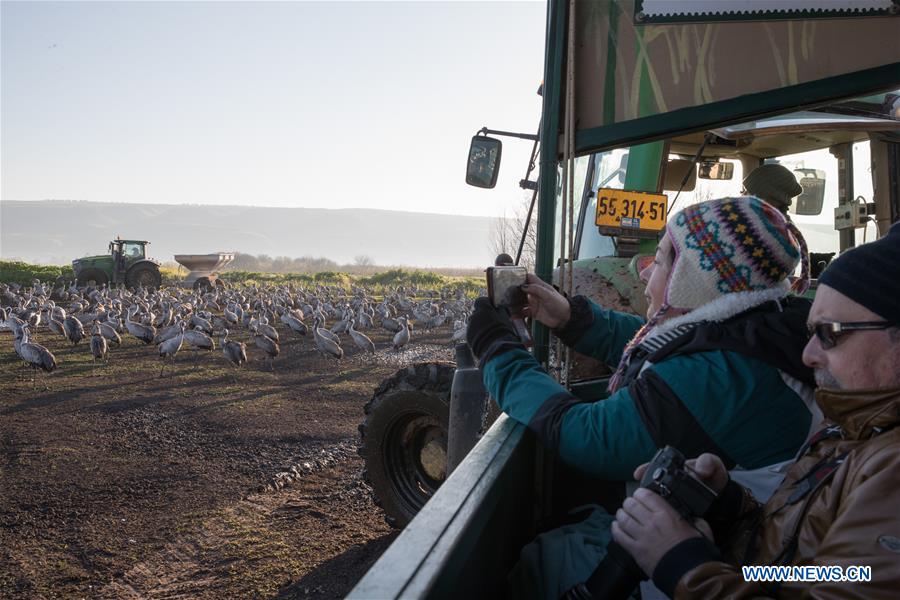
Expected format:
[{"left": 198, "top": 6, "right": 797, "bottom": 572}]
[{"left": 477, "top": 127, "right": 539, "bottom": 142}]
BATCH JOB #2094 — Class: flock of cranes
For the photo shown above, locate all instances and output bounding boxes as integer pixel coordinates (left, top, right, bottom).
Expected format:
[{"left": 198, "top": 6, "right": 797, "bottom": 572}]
[{"left": 2, "top": 279, "right": 473, "bottom": 388}]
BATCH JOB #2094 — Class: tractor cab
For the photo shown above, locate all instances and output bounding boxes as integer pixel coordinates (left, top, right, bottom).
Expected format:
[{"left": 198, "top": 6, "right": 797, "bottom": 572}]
[{"left": 110, "top": 239, "right": 148, "bottom": 267}]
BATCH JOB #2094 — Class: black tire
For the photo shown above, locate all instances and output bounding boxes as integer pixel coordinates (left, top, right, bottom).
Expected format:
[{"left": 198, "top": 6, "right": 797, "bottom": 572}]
[
  {"left": 126, "top": 264, "right": 162, "bottom": 290},
  {"left": 359, "top": 362, "right": 454, "bottom": 528},
  {"left": 78, "top": 269, "right": 109, "bottom": 287}
]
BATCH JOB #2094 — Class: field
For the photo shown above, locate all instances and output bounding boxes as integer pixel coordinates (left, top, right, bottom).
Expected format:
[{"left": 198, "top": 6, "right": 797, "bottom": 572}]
[{"left": 1, "top": 277, "right": 465, "bottom": 598}]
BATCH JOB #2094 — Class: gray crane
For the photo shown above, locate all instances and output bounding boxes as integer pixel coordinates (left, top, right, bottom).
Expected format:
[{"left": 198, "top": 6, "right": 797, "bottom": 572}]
[
  {"left": 63, "top": 315, "right": 85, "bottom": 346},
  {"left": 157, "top": 322, "right": 185, "bottom": 376},
  {"left": 313, "top": 318, "right": 343, "bottom": 360},
  {"left": 251, "top": 328, "right": 280, "bottom": 371},
  {"left": 126, "top": 306, "right": 157, "bottom": 345},
  {"left": 348, "top": 319, "right": 375, "bottom": 355},
  {"left": 16, "top": 327, "right": 57, "bottom": 388},
  {"left": 221, "top": 328, "right": 248, "bottom": 377},
  {"left": 392, "top": 317, "right": 410, "bottom": 351},
  {"left": 90, "top": 321, "right": 109, "bottom": 365}
]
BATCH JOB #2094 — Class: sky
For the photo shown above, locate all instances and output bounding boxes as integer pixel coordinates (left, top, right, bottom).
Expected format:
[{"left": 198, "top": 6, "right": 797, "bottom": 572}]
[{"left": 1, "top": 0, "right": 546, "bottom": 220}]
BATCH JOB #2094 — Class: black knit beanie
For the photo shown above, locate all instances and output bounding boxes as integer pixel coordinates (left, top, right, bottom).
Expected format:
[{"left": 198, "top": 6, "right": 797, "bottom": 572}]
[
  {"left": 819, "top": 222, "right": 900, "bottom": 324},
  {"left": 743, "top": 164, "right": 803, "bottom": 210}
]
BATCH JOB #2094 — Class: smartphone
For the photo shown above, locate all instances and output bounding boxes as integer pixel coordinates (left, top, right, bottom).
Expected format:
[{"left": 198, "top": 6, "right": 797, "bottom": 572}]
[{"left": 486, "top": 266, "right": 527, "bottom": 310}]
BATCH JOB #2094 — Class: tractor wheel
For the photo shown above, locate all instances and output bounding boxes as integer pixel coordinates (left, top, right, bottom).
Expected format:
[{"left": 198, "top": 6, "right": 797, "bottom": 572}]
[
  {"left": 359, "top": 362, "right": 454, "bottom": 528},
  {"left": 126, "top": 264, "right": 162, "bottom": 290},
  {"left": 78, "top": 269, "right": 109, "bottom": 287}
]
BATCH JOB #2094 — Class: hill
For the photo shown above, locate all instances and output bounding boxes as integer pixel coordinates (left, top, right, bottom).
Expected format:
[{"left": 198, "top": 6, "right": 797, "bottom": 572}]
[{"left": 0, "top": 200, "right": 500, "bottom": 268}]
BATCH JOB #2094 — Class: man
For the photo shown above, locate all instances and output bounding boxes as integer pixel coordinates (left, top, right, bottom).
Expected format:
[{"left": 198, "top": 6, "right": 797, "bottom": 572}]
[
  {"left": 613, "top": 223, "right": 900, "bottom": 598},
  {"left": 743, "top": 163, "right": 803, "bottom": 215}
]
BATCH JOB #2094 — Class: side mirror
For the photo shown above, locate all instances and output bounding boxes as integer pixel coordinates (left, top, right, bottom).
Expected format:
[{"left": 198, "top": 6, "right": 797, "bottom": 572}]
[
  {"left": 698, "top": 160, "right": 734, "bottom": 180},
  {"left": 792, "top": 168, "right": 826, "bottom": 216},
  {"left": 466, "top": 136, "right": 502, "bottom": 189}
]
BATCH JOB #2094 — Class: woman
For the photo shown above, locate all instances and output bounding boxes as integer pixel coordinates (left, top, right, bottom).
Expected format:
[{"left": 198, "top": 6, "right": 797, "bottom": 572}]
[{"left": 467, "top": 196, "right": 818, "bottom": 596}]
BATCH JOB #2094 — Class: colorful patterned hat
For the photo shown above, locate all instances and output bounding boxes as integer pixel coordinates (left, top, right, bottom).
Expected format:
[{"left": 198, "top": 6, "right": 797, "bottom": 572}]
[{"left": 664, "top": 196, "right": 808, "bottom": 311}]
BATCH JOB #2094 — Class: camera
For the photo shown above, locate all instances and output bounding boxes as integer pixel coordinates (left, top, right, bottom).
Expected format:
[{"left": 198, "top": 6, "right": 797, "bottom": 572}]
[
  {"left": 485, "top": 265, "right": 532, "bottom": 346},
  {"left": 485, "top": 265, "right": 527, "bottom": 310},
  {"left": 565, "top": 446, "right": 717, "bottom": 600}
]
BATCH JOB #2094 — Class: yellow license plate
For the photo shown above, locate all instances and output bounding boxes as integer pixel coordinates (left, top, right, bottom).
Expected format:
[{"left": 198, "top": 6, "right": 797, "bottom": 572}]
[{"left": 595, "top": 188, "right": 668, "bottom": 232}]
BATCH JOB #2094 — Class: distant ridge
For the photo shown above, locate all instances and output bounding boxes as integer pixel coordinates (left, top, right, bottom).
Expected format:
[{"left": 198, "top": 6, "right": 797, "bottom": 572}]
[{"left": 0, "top": 200, "right": 499, "bottom": 268}]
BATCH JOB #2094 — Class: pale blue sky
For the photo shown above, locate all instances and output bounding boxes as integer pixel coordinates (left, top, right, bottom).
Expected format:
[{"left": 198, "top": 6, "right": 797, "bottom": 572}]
[{"left": 1, "top": 0, "right": 545, "bottom": 218}]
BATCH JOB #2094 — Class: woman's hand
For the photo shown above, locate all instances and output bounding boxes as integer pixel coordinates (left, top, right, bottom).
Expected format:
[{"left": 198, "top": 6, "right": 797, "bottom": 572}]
[{"left": 520, "top": 274, "right": 571, "bottom": 329}]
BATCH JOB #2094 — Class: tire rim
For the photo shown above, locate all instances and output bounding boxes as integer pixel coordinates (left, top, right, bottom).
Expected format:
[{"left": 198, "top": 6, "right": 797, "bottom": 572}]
[{"left": 384, "top": 412, "right": 447, "bottom": 514}]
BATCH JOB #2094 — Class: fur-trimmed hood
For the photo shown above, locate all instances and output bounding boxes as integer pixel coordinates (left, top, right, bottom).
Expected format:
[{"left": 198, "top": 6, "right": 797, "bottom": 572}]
[{"left": 646, "top": 285, "right": 791, "bottom": 344}]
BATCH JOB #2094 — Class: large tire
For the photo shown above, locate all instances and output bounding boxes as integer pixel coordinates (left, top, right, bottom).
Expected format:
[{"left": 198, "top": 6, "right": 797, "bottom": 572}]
[
  {"left": 126, "top": 264, "right": 162, "bottom": 290},
  {"left": 359, "top": 362, "right": 454, "bottom": 528},
  {"left": 78, "top": 269, "right": 109, "bottom": 287}
]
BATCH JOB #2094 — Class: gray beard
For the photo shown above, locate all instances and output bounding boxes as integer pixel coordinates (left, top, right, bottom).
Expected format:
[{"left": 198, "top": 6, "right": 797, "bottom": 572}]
[{"left": 814, "top": 368, "right": 842, "bottom": 389}]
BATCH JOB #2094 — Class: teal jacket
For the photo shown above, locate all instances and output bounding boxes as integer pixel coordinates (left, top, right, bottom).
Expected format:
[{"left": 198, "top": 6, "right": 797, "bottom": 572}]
[{"left": 481, "top": 296, "right": 814, "bottom": 481}]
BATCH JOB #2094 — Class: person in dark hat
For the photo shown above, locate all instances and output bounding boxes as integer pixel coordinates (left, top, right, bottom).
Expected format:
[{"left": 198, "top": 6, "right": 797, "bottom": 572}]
[
  {"left": 743, "top": 163, "right": 803, "bottom": 214},
  {"left": 612, "top": 223, "right": 900, "bottom": 599}
]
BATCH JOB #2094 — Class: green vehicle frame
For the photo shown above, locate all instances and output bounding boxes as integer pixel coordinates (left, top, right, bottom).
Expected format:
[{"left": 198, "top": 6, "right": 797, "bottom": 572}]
[
  {"left": 353, "top": 1, "right": 900, "bottom": 596},
  {"left": 72, "top": 238, "right": 162, "bottom": 289}
]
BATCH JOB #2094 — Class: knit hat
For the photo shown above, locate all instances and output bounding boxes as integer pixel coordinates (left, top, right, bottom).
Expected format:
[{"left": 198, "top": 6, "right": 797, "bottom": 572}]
[
  {"left": 819, "top": 222, "right": 900, "bottom": 324},
  {"left": 742, "top": 164, "right": 803, "bottom": 210},
  {"left": 665, "top": 196, "right": 809, "bottom": 311},
  {"left": 607, "top": 196, "right": 809, "bottom": 392}
]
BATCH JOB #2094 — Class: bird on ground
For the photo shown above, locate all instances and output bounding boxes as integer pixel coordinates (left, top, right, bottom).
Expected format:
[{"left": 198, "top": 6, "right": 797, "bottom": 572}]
[
  {"left": 183, "top": 329, "right": 214, "bottom": 352},
  {"left": 63, "top": 315, "right": 85, "bottom": 346},
  {"left": 97, "top": 321, "right": 122, "bottom": 346},
  {"left": 157, "top": 322, "right": 186, "bottom": 377},
  {"left": 314, "top": 316, "right": 340, "bottom": 344},
  {"left": 90, "top": 321, "right": 108, "bottom": 365},
  {"left": 126, "top": 306, "right": 156, "bottom": 344},
  {"left": 348, "top": 319, "right": 375, "bottom": 355},
  {"left": 252, "top": 328, "right": 280, "bottom": 372},
  {"left": 46, "top": 315, "right": 66, "bottom": 338},
  {"left": 254, "top": 317, "right": 279, "bottom": 343},
  {"left": 393, "top": 317, "right": 410, "bottom": 351},
  {"left": 221, "top": 329, "right": 248, "bottom": 376},
  {"left": 16, "top": 327, "right": 57, "bottom": 388},
  {"left": 280, "top": 311, "right": 308, "bottom": 337},
  {"left": 313, "top": 320, "right": 343, "bottom": 360}
]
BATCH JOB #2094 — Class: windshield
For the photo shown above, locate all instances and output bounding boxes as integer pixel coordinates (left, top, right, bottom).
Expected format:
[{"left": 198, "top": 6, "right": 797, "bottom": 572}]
[{"left": 122, "top": 243, "right": 143, "bottom": 258}]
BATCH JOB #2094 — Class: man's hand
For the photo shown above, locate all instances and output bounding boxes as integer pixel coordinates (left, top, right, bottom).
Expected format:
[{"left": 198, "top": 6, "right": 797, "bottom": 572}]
[
  {"left": 466, "top": 297, "right": 520, "bottom": 359},
  {"left": 633, "top": 453, "right": 729, "bottom": 494},
  {"left": 521, "top": 274, "right": 571, "bottom": 329},
  {"left": 611, "top": 488, "right": 713, "bottom": 577}
]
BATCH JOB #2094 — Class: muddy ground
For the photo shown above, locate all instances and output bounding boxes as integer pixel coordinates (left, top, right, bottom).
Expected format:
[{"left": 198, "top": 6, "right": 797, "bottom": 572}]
[{"left": 1, "top": 323, "right": 455, "bottom": 598}]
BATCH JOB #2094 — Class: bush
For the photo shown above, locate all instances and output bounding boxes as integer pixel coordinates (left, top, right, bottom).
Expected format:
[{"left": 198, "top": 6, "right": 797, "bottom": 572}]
[{"left": 0, "top": 261, "right": 75, "bottom": 286}]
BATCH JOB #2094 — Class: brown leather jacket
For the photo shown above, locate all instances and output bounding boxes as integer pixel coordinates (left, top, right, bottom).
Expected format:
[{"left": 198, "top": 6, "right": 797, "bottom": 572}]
[{"left": 671, "top": 386, "right": 900, "bottom": 599}]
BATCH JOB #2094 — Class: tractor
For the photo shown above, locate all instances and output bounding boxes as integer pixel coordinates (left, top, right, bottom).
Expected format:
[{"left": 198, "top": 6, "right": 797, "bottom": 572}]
[
  {"left": 72, "top": 238, "right": 162, "bottom": 289},
  {"left": 353, "top": 1, "right": 900, "bottom": 596}
]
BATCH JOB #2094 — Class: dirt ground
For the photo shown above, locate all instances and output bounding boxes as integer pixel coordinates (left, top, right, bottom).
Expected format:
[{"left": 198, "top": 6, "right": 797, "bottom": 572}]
[{"left": 1, "top": 322, "right": 455, "bottom": 599}]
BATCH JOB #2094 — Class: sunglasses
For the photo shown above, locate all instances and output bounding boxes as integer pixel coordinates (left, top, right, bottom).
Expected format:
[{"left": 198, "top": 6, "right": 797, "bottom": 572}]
[{"left": 807, "top": 321, "right": 894, "bottom": 350}]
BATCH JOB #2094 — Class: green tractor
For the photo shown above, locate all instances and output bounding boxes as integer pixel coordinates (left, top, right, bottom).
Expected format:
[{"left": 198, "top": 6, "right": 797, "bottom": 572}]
[{"left": 71, "top": 238, "right": 162, "bottom": 289}]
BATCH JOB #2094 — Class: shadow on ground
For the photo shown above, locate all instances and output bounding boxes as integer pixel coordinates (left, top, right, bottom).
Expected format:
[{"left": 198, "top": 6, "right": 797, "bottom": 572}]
[{"left": 275, "top": 532, "right": 399, "bottom": 599}]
